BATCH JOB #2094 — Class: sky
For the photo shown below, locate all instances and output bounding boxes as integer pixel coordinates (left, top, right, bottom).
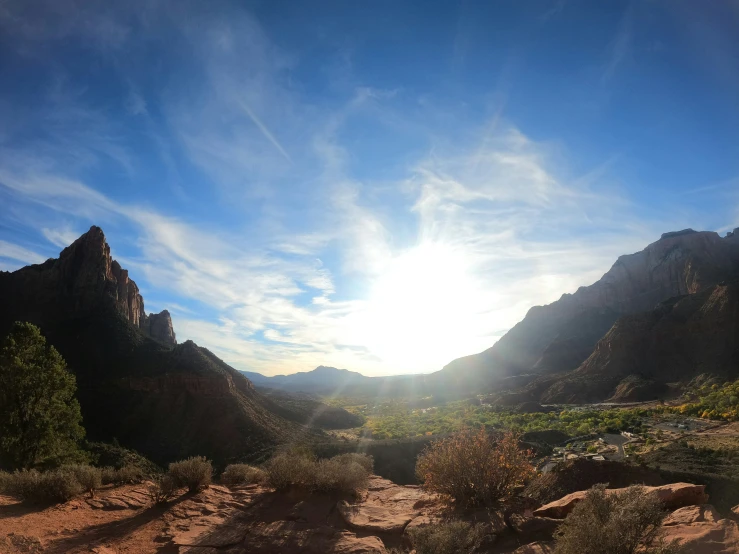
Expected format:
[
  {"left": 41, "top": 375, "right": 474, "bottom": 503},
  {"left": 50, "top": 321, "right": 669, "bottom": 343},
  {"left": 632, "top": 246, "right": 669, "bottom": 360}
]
[{"left": 1, "top": 0, "right": 738, "bottom": 377}]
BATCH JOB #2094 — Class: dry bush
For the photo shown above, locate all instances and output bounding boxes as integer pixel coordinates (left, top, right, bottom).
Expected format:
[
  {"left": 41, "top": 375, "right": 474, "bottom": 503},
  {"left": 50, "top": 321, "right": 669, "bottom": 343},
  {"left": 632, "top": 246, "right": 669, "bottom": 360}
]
[
  {"left": 115, "top": 464, "right": 146, "bottom": 485},
  {"left": 0, "top": 470, "right": 9, "bottom": 493},
  {"left": 147, "top": 474, "right": 178, "bottom": 504},
  {"left": 331, "top": 453, "right": 374, "bottom": 473},
  {"left": 265, "top": 449, "right": 371, "bottom": 495},
  {"left": 168, "top": 456, "right": 212, "bottom": 493},
  {"left": 314, "top": 457, "right": 369, "bottom": 495},
  {"left": 407, "top": 520, "right": 486, "bottom": 554},
  {"left": 554, "top": 485, "right": 683, "bottom": 554},
  {"left": 100, "top": 464, "right": 146, "bottom": 486},
  {"left": 3, "top": 468, "right": 83, "bottom": 503},
  {"left": 63, "top": 464, "right": 102, "bottom": 497},
  {"left": 221, "top": 464, "right": 267, "bottom": 486},
  {"left": 416, "top": 428, "right": 535, "bottom": 507}
]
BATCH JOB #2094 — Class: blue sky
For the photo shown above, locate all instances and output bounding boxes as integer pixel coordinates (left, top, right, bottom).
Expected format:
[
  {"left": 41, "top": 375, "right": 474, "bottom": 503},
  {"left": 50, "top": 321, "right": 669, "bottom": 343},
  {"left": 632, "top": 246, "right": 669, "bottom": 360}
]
[{"left": 1, "top": 0, "right": 738, "bottom": 376}]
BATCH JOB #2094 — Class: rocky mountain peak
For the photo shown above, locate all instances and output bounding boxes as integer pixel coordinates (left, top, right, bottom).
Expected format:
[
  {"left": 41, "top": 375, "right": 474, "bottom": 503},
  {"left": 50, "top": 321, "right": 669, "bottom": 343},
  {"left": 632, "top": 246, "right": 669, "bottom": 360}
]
[{"left": 27, "top": 225, "right": 177, "bottom": 346}]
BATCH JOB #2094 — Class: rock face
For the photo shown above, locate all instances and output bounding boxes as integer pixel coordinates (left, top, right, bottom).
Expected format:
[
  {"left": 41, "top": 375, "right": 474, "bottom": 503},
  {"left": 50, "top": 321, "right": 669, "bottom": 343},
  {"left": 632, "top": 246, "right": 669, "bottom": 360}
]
[
  {"left": 141, "top": 309, "right": 176, "bottom": 346},
  {"left": 0, "top": 226, "right": 296, "bottom": 465},
  {"left": 436, "top": 229, "right": 739, "bottom": 396},
  {"left": 542, "top": 281, "right": 739, "bottom": 402}
]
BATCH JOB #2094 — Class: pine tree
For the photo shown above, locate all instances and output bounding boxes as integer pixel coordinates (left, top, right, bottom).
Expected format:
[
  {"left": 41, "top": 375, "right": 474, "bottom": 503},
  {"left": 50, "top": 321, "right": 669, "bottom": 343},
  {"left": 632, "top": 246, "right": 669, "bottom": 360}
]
[{"left": 0, "top": 322, "right": 85, "bottom": 469}]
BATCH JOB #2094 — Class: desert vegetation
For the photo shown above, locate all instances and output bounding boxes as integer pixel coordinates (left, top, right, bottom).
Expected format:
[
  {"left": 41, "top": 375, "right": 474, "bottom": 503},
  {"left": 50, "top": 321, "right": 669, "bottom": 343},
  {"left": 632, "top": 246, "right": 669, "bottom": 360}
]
[
  {"left": 416, "top": 428, "right": 535, "bottom": 507},
  {"left": 220, "top": 463, "right": 267, "bottom": 485},
  {"left": 168, "top": 456, "right": 213, "bottom": 493},
  {"left": 404, "top": 520, "right": 486, "bottom": 554},
  {"left": 266, "top": 448, "right": 373, "bottom": 496},
  {"left": 553, "top": 484, "right": 681, "bottom": 554}
]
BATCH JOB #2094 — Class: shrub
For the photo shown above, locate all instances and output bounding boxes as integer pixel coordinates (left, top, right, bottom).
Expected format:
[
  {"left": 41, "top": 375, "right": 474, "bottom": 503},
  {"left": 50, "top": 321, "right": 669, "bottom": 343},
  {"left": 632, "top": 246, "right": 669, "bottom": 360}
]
[
  {"left": 101, "top": 464, "right": 146, "bottom": 486},
  {"left": 64, "top": 464, "right": 102, "bottom": 497},
  {"left": 314, "top": 457, "right": 369, "bottom": 495},
  {"left": 266, "top": 450, "right": 318, "bottom": 491},
  {"left": 416, "top": 428, "right": 535, "bottom": 507},
  {"left": 3, "top": 468, "right": 83, "bottom": 503},
  {"left": 147, "top": 474, "right": 178, "bottom": 504},
  {"left": 553, "top": 485, "right": 682, "bottom": 554},
  {"left": 168, "top": 456, "right": 212, "bottom": 493},
  {"left": 265, "top": 449, "right": 371, "bottom": 495},
  {"left": 221, "top": 464, "right": 267, "bottom": 486},
  {"left": 407, "top": 520, "right": 486, "bottom": 554},
  {"left": 112, "top": 464, "right": 146, "bottom": 485},
  {"left": 0, "top": 470, "right": 9, "bottom": 494},
  {"left": 331, "top": 453, "right": 374, "bottom": 473}
]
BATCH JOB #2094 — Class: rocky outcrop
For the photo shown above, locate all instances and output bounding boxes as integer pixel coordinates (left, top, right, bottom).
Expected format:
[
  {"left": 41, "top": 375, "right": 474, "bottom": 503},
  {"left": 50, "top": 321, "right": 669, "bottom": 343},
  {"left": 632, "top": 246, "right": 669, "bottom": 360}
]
[
  {"left": 0, "top": 226, "right": 177, "bottom": 346},
  {"left": 533, "top": 483, "right": 709, "bottom": 519},
  {"left": 437, "top": 230, "right": 739, "bottom": 392},
  {"left": 0, "top": 227, "right": 296, "bottom": 465},
  {"left": 141, "top": 309, "right": 176, "bottom": 346},
  {"left": 542, "top": 280, "right": 739, "bottom": 403}
]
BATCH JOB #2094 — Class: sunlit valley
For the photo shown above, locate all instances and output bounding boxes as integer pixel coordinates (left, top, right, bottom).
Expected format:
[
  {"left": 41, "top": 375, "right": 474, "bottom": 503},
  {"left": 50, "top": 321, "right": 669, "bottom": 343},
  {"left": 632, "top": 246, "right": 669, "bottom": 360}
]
[{"left": 2, "top": 1, "right": 739, "bottom": 553}]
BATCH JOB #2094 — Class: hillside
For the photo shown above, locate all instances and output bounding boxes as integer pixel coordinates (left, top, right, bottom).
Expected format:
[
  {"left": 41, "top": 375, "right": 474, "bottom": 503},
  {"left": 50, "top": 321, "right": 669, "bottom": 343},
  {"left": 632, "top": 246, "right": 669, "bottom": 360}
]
[
  {"left": 541, "top": 280, "right": 739, "bottom": 403},
  {"left": 0, "top": 226, "right": 301, "bottom": 465},
  {"left": 435, "top": 229, "right": 739, "bottom": 395}
]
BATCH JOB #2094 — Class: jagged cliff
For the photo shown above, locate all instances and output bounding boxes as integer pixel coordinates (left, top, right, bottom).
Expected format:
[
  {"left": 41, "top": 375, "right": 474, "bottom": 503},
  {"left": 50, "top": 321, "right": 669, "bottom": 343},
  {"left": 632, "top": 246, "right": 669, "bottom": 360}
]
[
  {"left": 436, "top": 229, "right": 739, "bottom": 392},
  {"left": 0, "top": 226, "right": 298, "bottom": 464},
  {"left": 0, "top": 227, "right": 176, "bottom": 346}
]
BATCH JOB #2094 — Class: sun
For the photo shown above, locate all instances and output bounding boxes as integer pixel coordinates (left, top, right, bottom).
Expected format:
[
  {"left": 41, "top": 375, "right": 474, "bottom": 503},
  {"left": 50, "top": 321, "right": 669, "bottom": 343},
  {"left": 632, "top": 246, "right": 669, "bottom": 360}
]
[{"left": 350, "top": 242, "right": 492, "bottom": 372}]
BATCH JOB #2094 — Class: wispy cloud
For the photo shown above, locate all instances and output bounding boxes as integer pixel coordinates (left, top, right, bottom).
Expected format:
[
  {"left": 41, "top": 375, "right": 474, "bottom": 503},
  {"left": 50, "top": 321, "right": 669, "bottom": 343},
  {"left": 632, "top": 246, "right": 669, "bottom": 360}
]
[
  {"left": 0, "top": 0, "right": 730, "bottom": 377},
  {"left": 0, "top": 239, "right": 46, "bottom": 265},
  {"left": 602, "top": 4, "right": 632, "bottom": 82}
]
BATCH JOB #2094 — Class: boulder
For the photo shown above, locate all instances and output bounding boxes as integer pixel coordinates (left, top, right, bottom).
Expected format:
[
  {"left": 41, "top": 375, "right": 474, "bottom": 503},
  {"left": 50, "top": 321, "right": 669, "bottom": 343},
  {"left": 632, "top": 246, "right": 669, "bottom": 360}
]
[
  {"left": 338, "top": 501, "right": 413, "bottom": 534},
  {"left": 664, "top": 505, "right": 720, "bottom": 526},
  {"left": 533, "top": 483, "right": 708, "bottom": 519},
  {"left": 662, "top": 514, "right": 739, "bottom": 553}
]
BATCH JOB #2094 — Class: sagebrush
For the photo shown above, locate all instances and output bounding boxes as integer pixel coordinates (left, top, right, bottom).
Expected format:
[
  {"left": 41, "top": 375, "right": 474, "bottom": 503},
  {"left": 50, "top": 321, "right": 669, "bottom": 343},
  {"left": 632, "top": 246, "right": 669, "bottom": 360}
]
[
  {"left": 553, "top": 484, "right": 682, "bottom": 554},
  {"left": 0, "top": 468, "right": 83, "bottom": 503},
  {"left": 101, "top": 464, "right": 146, "bottom": 485},
  {"left": 221, "top": 464, "right": 267, "bottom": 486},
  {"left": 407, "top": 520, "right": 486, "bottom": 554},
  {"left": 168, "top": 456, "right": 212, "bottom": 493},
  {"left": 147, "top": 474, "right": 178, "bottom": 504},
  {"left": 416, "top": 428, "right": 534, "bottom": 507},
  {"left": 65, "top": 464, "right": 102, "bottom": 497},
  {"left": 265, "top": 448, "right": 372, "bottom": 495}
]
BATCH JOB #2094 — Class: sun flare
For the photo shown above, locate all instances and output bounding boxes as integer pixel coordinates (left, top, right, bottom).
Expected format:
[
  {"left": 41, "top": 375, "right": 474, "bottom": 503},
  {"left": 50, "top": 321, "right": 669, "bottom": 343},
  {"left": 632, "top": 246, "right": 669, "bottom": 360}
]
[{"left": 350, "top": 242, "right": 494, "bottom": 372}]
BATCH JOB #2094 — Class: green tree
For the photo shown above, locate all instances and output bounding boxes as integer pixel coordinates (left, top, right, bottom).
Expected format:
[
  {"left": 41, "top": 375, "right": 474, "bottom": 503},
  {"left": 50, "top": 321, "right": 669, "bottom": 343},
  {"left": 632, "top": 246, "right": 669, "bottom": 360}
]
[{"left": 0, "top": 322, "right": 85, "bottom": 469}]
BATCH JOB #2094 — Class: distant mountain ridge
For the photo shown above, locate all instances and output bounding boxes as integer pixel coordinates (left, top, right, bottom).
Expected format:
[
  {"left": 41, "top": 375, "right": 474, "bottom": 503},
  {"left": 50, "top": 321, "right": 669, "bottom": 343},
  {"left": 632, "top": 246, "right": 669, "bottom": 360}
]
[
  {"left": 435, "top": 228, "right": 739, "bottom": 400},
  {"left": 241, "top": 365, "right": 428, "bottom": 397},
  {"left": 0, "top": 226, "right": 301, "bottom": 465}
]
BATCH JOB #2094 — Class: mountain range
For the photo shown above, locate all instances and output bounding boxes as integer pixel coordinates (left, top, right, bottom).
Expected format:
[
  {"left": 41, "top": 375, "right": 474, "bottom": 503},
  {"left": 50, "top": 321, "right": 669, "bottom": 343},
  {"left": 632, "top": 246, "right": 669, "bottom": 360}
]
[{"left": 2, "top": 225, "right": 739, "bottom": 467}]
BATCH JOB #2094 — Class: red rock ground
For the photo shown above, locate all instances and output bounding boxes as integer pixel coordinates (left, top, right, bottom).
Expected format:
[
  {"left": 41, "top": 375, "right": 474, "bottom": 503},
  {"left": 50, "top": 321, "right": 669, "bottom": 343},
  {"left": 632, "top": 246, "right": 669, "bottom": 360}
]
[{"left": 2, "top": 477, "right": 738, "bottom": 553}]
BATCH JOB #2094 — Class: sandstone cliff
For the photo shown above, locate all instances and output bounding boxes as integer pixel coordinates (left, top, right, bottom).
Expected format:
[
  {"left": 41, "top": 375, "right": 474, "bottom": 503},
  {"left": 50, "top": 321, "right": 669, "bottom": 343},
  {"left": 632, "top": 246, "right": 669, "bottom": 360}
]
[
  {"left": 0, "top": 226, "right": 299, "bottom": 464},
  {"left": 437, "top": 229, "right": 739, "bottom": 391}
]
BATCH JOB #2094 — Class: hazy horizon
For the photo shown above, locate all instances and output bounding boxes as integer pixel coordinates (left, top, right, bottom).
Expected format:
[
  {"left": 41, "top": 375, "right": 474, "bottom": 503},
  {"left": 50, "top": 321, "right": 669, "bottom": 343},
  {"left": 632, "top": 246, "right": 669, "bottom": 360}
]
[{"left": 1, "top": 1, "right": 738, "bottom": 377}]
